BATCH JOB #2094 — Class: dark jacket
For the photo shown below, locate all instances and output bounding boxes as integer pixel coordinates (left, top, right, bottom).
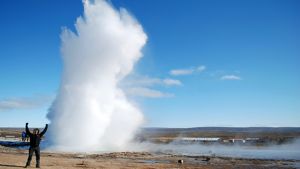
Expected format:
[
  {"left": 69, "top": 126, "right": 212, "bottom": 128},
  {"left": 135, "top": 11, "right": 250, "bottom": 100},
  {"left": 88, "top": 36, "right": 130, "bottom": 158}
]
[{"left": 26, "top": 124, "right": 48, "bottom": 148}]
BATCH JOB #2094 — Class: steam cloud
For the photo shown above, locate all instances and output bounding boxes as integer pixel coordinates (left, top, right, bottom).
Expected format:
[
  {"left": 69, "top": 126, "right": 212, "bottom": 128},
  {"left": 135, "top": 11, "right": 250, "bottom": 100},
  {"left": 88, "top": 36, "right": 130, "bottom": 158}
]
[
  {"left": 130, "top": 139, "right": 300, "bottom": 160},
  {"left": 47, "top": 0, "right": 147, "bottom": 151}
]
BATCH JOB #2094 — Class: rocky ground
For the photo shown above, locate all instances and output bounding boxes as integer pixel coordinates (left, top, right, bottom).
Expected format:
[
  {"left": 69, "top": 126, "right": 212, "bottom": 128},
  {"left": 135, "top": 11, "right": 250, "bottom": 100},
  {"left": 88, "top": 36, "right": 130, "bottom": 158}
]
[{"left": 0, "top": 146, "right": 299, "bottom": 169}]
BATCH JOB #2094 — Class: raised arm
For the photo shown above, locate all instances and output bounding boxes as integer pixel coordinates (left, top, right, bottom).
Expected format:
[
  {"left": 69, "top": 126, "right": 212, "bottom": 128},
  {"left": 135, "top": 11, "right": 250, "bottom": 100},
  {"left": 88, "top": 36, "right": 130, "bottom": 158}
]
[
  {"left": 40, "top": 124, "right": 48, "bottom": 136},
  {"left": 25, "top": 123, "right": 32, "bottom": 136}
]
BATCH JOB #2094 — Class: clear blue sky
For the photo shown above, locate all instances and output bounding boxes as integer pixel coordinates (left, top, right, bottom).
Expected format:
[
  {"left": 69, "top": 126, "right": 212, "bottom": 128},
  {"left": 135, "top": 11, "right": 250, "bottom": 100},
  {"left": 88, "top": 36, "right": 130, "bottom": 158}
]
[{"left": 0, "top": 0, "right": 299, "bottom": 127}]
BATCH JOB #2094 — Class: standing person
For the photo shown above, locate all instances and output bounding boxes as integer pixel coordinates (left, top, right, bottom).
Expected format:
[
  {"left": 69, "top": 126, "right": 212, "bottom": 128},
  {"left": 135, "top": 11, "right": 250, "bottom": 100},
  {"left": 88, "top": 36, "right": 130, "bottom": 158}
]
[
  {"left": 21, "top": 131, "right": 26, "bottom": 142},
  {"left": 24, "top": 123, "right": 48, "bottom": 168}
]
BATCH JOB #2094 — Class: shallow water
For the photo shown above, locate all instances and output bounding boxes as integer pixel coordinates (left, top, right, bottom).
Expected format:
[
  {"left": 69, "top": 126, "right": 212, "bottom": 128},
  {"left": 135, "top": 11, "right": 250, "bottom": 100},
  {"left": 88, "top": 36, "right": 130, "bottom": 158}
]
[{"left": 131, "top": 142, "right": 300, "bottom": 160}]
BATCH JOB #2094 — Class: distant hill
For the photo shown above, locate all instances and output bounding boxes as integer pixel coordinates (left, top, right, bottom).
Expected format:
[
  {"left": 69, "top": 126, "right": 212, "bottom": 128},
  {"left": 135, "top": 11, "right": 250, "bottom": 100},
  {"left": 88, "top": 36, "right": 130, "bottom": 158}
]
[
  {"left": 143, "top": 127, "right": 300, "bottom": 133},
  {"left": 140, "top": 127, "right": 300, "bottom": 139}
]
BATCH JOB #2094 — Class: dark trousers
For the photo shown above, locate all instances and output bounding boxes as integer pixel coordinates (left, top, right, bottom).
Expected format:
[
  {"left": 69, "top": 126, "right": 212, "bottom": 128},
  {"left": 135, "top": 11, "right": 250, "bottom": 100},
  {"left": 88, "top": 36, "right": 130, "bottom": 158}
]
[{"left": 26, "top": 146, "right": 40, "bottom": 167}]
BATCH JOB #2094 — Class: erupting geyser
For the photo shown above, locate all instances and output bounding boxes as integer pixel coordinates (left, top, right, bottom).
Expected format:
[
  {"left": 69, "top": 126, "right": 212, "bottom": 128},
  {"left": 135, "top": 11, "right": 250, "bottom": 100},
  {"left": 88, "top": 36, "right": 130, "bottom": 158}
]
[{"left": 47, "top": 0, "right": 147, "bottom": 151}]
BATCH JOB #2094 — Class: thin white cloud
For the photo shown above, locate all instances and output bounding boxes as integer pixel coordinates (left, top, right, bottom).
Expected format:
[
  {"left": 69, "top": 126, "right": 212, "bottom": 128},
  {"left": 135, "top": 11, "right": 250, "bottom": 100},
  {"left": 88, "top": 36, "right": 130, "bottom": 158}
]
[
  {"left": 221, "top": 75, "right": 241, "bottom": 80},
  {"left": 126, "top": 76, "right": 161, "bottom": 86},
  {"left": 170, "top": 69, "right": 194, "bottom": 76},
  {"left": 197, "top": 65, "right": 206, "bottom": 72},
  {"left": 163, "top": 78, "right": 182, "bottom": 86},
  {"left": 124, "top": 75, "right": 182, "bottom": 87},
  {"left": 170, "top": 65, "right": 206, "bottom": 76},
  {"left": 126, "top": 87, "right": 174, "bottom": 98},
  {"left": 122, "top": 75, "right": 182, "bottom": 98},
  {"left": 0, "top": 95, "right": 53, "bottom": 112}
]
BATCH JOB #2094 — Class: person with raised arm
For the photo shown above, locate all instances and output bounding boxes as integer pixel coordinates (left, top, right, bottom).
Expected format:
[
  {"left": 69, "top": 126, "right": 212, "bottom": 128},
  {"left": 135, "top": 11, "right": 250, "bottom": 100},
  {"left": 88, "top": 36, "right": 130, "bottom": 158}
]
[{"left": 24, "top": 123, "right": 48, "bottom": 168}]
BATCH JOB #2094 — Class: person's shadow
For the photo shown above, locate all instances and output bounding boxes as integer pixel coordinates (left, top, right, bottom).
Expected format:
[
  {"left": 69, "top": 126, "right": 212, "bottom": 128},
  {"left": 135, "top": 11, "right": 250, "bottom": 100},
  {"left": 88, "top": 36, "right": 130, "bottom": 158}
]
[{"left": 0, "top": 164, "right": 24, "bottom": 168}]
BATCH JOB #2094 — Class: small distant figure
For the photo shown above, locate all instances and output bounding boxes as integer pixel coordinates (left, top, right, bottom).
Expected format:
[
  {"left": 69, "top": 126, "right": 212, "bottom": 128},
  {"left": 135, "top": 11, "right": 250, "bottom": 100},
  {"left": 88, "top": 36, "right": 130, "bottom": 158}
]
[
  {"left": 202, "top": 157, "right": 210, "bottom": 162},
  {"left": 21, "top": 131, "right": 26, "bottom": 142},
  {"left": 24, "top": 123, "right": 48, "bottom": 168},
  {"left": 26, "top": 134, "right": 29, "bottom": 142}
]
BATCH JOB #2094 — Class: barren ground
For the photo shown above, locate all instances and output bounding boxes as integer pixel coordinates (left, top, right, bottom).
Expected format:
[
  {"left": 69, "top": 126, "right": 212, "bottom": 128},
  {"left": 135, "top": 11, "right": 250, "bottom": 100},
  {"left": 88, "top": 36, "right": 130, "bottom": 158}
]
[{"left": 0, "top": 146, "right": 299, "bottom": 169}]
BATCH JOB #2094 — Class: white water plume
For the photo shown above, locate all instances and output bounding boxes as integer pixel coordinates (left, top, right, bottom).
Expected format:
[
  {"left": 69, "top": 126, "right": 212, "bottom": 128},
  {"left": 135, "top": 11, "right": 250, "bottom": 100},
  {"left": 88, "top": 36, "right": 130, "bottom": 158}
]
[{"left": 47, "top": 0, "right": 147, "bottom": 151}]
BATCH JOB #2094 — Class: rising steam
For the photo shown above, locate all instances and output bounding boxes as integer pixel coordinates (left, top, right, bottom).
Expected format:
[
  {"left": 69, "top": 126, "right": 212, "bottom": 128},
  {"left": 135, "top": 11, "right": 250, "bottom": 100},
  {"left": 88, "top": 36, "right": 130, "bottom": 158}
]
[{"left": 47, "top": 0, "right": 147, "bottom": 151}]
